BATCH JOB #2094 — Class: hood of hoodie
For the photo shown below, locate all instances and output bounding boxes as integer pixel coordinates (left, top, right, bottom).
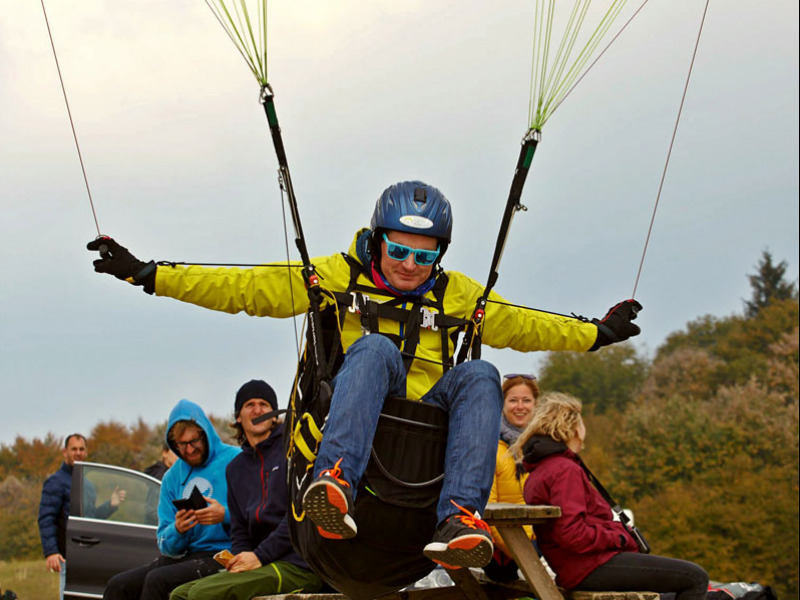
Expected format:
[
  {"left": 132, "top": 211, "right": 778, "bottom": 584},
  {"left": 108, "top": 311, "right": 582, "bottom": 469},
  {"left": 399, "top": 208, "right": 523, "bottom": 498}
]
[
  {"left": 165, "top": 398, "right": 224, "bottom": 468},
  {"left": 521, "top": 435, "right": 571, "bottom": 469}
]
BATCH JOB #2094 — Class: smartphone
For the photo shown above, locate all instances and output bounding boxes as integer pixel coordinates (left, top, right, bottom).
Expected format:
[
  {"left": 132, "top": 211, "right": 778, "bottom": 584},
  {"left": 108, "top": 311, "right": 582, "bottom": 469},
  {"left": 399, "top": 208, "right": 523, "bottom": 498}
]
[{"left": 171, "top": 485, "right": 208, "bottom": 511}]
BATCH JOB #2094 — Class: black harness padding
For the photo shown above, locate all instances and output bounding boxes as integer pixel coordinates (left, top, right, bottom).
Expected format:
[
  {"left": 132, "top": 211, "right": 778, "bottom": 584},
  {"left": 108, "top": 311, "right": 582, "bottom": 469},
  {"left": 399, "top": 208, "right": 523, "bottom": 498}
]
[
  {"left": 290, "top": 398, "right": 449, "bottom": 600},
  {"left": 286, "top": 256, "right": 470, "bottom": 598}
]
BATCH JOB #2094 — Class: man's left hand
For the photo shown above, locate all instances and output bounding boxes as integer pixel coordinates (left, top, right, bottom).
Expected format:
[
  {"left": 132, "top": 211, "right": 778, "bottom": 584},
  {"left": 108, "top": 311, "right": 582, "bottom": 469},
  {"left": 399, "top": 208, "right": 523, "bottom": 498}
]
[
  {"left": 227, "top": 551, "right": 262, "bottom": 573},
  {"left": 194, "top": 497, "right": 225, "bottom": 525}
]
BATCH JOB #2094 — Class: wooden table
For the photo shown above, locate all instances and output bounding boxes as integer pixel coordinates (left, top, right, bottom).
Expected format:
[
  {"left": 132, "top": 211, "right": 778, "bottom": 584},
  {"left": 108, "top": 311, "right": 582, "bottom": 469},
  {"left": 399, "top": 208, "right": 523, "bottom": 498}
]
[{"left": 482, "top": 502, "right": 563, "bottom": 600}]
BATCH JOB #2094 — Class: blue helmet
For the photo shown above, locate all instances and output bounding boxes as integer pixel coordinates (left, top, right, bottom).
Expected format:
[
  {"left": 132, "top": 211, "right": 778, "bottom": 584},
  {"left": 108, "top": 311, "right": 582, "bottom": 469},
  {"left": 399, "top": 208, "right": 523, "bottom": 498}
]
[{"left": 370, "top": 181, "right": 453, "bottom": 243}]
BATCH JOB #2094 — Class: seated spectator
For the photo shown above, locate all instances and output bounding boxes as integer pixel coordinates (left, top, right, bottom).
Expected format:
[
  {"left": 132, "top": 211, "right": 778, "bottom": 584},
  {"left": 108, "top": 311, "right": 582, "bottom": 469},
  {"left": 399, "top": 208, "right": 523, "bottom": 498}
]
[
  {"left": 170, "top": 380, "right": 322, "bottom": 600},
  {"left": 103, "top": 399, "right": 240, "bottom": 600},
  {"left": 484, "top": 373, "right": 540, "bottom": 582},
  {"left": 510, "top": 392, "right": 709, "bottom": 600},
  {"left": 144, "top": 444, "right": 178, "bottom": 525}
]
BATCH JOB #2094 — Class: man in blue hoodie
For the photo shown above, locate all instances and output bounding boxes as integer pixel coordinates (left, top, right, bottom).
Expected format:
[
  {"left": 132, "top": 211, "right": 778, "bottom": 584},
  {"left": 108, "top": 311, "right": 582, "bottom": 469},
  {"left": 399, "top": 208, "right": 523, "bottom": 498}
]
[
  {"left": 103, "top": 400, "right": 240, "bottom": 600},
  {"left": 170, "top": 380, "right": 322, "bottom": 600}
]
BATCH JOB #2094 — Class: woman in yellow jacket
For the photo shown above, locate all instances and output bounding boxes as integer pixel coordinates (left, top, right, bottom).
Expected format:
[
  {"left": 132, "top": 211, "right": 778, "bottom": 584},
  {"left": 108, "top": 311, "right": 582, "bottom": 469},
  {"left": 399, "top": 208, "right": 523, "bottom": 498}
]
[{"left": 485, "top": 373, "right": 540, "bottom": 582}]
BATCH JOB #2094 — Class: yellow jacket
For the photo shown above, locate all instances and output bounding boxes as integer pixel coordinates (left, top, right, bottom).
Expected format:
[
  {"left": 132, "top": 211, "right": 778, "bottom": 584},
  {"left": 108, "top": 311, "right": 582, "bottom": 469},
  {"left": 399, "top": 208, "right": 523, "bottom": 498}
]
[
  {"left": 156, "top": 230, "right": 597, "bottom": 399},
  {"left": 488, "top": 439, "right": 533, "bottom": 556}
]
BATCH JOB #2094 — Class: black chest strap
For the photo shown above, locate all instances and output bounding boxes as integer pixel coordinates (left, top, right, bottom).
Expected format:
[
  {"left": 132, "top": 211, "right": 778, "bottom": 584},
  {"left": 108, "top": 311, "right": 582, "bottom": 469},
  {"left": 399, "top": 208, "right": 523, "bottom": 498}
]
[{"left": 335, "top": 254, "right": 468, "bottom": 374}]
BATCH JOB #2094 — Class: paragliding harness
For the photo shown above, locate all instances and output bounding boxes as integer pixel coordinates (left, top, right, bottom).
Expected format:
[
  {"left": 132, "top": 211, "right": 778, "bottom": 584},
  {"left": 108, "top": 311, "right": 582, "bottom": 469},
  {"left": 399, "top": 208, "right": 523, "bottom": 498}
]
[{"left": 285, "top": 253, "right": 475, "bottom": 598}]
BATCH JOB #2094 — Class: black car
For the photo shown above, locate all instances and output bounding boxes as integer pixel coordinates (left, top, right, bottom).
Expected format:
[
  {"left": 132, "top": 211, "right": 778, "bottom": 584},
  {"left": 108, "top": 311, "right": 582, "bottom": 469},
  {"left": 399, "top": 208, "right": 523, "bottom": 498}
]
[{"left": 65, "top": 461, "right": 161, "bottom": 599}]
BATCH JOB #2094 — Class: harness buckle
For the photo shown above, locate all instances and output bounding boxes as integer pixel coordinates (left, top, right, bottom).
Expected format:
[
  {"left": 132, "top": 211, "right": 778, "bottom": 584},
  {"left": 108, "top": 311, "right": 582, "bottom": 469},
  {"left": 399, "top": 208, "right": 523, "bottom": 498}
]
[
  {"left": 420, "top": 306, "right": 439, "bottom": 331},
  {"left": 348, "top": 292, "right": 370, "bottom": 314}
]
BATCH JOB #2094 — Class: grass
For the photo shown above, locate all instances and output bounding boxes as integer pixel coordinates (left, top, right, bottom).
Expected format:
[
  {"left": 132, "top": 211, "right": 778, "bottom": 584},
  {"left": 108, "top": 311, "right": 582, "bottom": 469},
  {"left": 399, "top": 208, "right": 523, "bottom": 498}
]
[{"left": 1, "top": 559, "right": 59, "bottom": 600}]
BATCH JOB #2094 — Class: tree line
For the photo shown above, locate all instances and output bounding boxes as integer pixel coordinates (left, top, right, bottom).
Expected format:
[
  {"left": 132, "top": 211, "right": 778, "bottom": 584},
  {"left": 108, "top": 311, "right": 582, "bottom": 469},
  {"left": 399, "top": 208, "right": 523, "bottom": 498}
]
[{"left": 1, "top": 251, "right": 797, "bottom": 597}]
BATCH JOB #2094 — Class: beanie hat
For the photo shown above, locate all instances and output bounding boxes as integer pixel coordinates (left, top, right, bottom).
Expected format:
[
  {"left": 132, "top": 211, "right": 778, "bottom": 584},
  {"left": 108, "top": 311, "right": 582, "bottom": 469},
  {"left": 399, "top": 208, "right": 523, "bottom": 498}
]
[{"left": 235, "top": 380, "right": 278, "bottom": 416}]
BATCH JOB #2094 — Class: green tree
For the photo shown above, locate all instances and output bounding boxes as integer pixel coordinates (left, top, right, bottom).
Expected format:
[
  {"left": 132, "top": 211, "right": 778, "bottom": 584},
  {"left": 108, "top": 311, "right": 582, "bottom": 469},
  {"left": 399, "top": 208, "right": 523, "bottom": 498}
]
[
  {"left": 0, "top": 475, "right": 43, "bottom": 561},
  {"left": 0, "top": 434, "right": 61, "bottom": 481},
  {"left": 538, "top": 343, "right": 648, "bottom": 414},
  {"left": 744, "top": 250, "right": 798, "bottom": 318},
  {"left": 655, "top": 299, "right": 798, "bottom": 391}
]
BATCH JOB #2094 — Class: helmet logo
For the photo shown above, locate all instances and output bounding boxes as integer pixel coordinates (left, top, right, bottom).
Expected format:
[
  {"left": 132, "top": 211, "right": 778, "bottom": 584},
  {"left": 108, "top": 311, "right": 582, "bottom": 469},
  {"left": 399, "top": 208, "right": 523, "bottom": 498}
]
[{"left": 399, "top": 215, "right": 434, "bottom": 229}]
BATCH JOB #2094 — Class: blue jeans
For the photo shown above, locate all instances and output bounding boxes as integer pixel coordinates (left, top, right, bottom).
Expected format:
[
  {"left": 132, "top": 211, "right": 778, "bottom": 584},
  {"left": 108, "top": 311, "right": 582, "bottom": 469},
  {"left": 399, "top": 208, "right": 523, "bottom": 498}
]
[{"left": 315, "top": 334, "right": 503, "bottom": 523}]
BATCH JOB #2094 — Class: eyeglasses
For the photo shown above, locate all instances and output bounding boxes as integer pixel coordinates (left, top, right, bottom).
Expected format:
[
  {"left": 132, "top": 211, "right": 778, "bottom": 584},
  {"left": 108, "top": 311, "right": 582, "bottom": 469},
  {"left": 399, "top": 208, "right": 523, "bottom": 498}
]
[
  {"left": 174, "top": 438, "right": 203, "bottom": 451},
  {"left": 504, "top": 373, "right": 538, "bottom": 381},
  {"left": 382, "top": 234, "right": 440, "bottom": 266}
]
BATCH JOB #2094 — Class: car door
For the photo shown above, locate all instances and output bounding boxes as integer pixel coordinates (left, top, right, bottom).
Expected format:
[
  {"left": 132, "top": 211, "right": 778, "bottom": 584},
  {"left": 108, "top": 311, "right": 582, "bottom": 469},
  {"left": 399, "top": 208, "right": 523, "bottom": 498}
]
[{"left": 65, "top": 461, "right": 161, "bottom": 599}]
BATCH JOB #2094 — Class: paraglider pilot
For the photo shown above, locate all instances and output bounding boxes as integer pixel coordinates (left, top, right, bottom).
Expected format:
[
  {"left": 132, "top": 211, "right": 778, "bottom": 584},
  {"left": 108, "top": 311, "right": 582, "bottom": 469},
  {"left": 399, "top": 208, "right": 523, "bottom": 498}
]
[{"left": 87, "top": 181, "right": 641, "bottom": 598}]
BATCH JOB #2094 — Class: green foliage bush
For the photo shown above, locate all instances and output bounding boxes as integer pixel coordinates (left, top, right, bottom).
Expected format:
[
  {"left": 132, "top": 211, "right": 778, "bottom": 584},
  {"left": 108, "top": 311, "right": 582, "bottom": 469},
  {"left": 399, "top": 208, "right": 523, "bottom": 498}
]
[{"left": 538, "top": 343, "right": 649, "bottom": 414}]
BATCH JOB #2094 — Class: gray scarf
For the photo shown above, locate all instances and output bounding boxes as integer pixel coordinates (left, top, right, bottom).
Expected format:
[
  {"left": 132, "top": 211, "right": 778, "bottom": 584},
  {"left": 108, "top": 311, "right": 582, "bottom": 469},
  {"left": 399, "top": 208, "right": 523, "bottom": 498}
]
[{"left": 499, "top": 413, "right": 524, "bottom": 446}]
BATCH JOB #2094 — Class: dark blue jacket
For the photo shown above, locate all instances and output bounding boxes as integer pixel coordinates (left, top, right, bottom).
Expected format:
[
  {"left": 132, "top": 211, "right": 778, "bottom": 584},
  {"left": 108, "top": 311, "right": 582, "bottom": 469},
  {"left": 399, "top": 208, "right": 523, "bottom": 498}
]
[
  {"left": 38, "top": 462, "right": 115, "bottom": 557},
  {"left": 225, "top": 423, "right": 307, "bottom": 568},
  {"left": 38, "top": 462, "right": 72, "bottom": 557}
]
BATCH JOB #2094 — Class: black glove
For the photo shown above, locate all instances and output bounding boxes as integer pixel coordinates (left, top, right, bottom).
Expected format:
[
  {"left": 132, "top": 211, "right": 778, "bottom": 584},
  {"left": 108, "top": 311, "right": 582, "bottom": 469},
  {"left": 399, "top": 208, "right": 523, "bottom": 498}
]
[
  {"left": 86, "top": 236, "right": 156, "bottom": 294},
  {"left": 589, "top": 299, "right": 642, "bottom": 351}
]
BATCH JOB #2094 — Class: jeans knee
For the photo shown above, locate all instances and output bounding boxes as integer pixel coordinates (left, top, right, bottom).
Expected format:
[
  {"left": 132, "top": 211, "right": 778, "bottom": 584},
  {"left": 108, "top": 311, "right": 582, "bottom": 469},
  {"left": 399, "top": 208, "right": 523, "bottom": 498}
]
[
  {"left": 468, "top": 359, "right": 501, "bottom": 382},
  {"left": 345, "top": 334, "right": 403, "bottom": 370},
  {"left": 459, "top": 360, "right": 501, "bottom": 395},
  {"left": 348, "top": 333, "right": 398, "bottom": 357}
]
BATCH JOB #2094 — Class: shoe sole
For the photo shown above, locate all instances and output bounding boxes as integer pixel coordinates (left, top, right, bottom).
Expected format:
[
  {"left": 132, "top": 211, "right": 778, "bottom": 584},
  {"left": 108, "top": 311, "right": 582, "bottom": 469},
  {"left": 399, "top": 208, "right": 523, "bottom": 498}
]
[
  {"left": 423, "top": 534, "right": 493, "bottom": 569},
  {"left": 303, "top": 479, "right": 357, "bottom": 540}
]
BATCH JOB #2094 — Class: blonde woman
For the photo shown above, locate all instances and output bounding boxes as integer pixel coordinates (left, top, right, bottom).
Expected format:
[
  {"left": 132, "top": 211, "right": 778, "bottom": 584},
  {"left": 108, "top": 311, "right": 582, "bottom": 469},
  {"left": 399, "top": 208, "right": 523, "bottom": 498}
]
[{"left": 510, "top": 393, "right": 708, "bottom": 600}]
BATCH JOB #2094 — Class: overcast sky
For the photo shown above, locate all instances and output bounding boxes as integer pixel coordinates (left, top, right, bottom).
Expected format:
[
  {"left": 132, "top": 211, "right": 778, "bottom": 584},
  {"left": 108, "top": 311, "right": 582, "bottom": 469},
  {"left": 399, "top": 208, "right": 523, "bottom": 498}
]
[{"left": 1, "top": 1, "right": 797, "bottom": 448}]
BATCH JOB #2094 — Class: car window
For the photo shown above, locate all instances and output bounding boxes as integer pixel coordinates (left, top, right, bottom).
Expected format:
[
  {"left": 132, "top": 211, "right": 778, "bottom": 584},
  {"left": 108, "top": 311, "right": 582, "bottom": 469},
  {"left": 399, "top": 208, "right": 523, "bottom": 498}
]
[{"left": 80, "top": 464, "right": 160, "bottom": 526}]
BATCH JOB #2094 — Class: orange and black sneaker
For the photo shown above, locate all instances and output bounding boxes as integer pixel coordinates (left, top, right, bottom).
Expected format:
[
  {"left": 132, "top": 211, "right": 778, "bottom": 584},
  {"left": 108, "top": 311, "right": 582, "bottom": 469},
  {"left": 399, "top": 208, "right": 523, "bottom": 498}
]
[
  {"left": 302, "top": 458, "right": 357, "bottom": 540},
  {"left": 423, "top": 501, "right": 493, "bottom": 569}
]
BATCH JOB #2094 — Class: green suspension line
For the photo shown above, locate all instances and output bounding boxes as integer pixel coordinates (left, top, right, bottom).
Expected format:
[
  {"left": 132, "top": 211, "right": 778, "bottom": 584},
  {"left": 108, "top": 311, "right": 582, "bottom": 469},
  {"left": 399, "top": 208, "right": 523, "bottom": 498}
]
[
  {"left": 205, "top": 0, "right": 269, "bottom": 87},
  {"left": 528, "top": 0, "right": 629, "bottom": 131}
]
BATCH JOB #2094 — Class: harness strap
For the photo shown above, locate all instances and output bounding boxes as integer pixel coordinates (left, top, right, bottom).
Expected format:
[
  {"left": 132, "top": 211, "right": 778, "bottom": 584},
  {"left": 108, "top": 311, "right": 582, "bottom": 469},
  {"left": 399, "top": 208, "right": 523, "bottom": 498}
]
[
  {"left": 292, "top": 412, "right": 324, "bottom": 462},
  {"left": 336, "top": 253, "right": 468, "bottom": 374},
  {"left": 333, "top": 292, "right": 467, "bottom": 330}
]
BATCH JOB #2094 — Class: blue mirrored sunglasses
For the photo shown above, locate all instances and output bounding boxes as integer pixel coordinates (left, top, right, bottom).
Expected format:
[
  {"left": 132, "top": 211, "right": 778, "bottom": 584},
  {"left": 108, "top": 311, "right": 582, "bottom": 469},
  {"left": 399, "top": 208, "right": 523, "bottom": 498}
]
[
  {"left": 382, "top": 233, "right": 440, "bottom": 266},
  {"left": 504, "top": 373, "right": 538, "bottom": 381}
]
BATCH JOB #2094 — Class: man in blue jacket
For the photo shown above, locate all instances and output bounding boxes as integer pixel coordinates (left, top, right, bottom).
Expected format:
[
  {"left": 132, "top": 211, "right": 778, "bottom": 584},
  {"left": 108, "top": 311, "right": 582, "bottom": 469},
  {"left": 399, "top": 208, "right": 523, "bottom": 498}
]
[
  {"left": 38, "top": 434, "right": 125, "bottom": 600},
  {"left": 104, "top": 400, "right": 240, "bottom": 600},
  {"left": 170, "top": 380, "right": 322, "bottom": 600}
]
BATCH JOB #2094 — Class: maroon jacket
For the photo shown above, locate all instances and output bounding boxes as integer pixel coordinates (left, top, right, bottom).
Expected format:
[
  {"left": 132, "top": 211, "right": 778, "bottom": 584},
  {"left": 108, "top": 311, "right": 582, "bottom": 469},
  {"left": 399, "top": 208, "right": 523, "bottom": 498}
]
[{"left": 522, "top": 440, "right": 638, "bottom": 588}]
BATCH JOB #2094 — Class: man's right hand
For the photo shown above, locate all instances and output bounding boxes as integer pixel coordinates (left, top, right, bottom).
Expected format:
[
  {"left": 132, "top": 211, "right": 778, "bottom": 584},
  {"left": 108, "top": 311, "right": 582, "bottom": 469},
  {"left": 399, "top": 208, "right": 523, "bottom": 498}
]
[
  {"left": 174, "top": 508, "right": 198, "bottom": 534},
  {"left": 45, "top": 553, "right": 65, "bottom": 572},
  {"left": 86, "top": 236, "right": 157, "bottom": 294}
]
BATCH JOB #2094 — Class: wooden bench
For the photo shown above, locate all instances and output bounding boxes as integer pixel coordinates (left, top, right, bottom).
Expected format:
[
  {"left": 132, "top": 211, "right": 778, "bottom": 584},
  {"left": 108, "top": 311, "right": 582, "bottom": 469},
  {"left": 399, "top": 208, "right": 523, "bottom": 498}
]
[{"left": 253, "top": 503, "right": 658, "bottom": 600}]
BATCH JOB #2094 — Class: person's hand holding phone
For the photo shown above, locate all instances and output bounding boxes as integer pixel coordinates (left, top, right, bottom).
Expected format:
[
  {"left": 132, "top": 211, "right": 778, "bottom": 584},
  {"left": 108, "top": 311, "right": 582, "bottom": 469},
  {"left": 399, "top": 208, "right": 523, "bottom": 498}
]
[{"left": 174, "top": 508, "right": 197, "bottom": 534}]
